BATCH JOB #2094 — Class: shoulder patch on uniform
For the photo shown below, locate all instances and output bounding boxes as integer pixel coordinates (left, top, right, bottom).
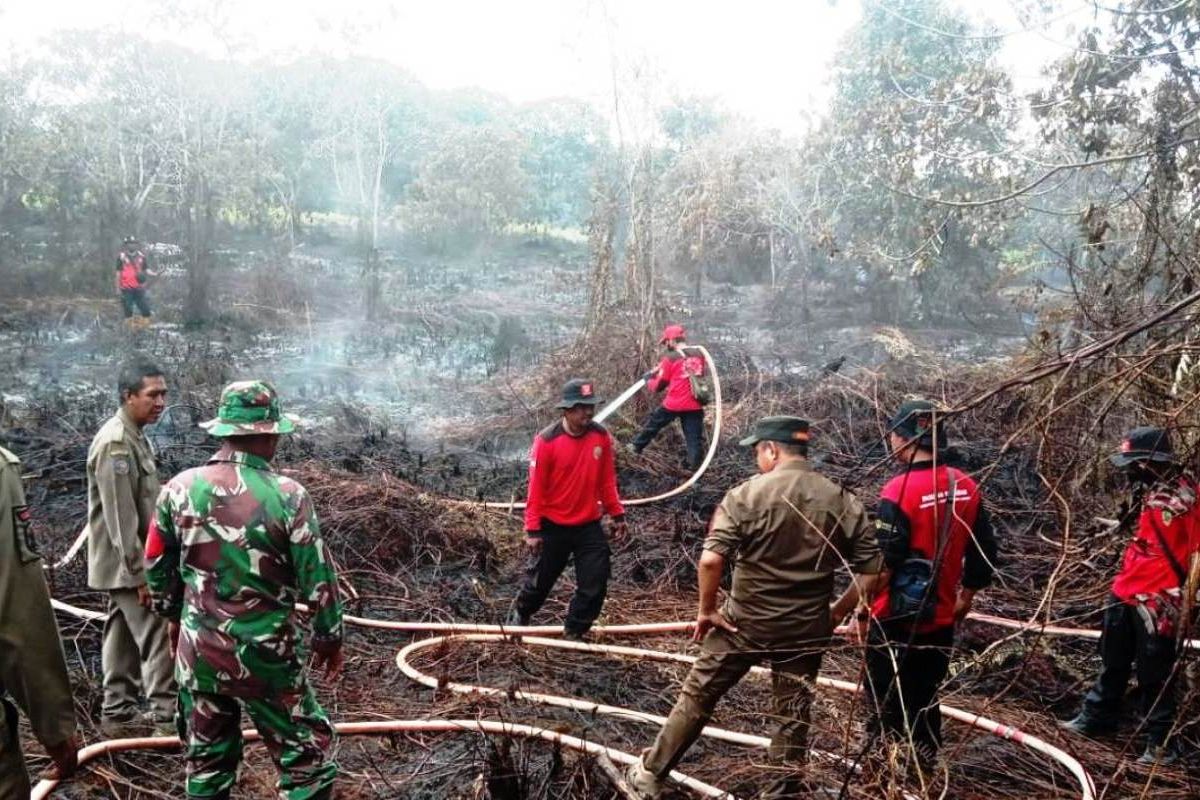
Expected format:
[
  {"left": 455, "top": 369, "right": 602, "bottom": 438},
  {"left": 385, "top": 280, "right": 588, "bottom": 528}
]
[
  {"left": 539, "top": 421, "right": 565, "bottom": 442},
  {"left": 104, "top": 440, "right": 132, "bottom": 459},
  {"left": 111, "top": 456, "right": 131, "bottom": 475},
  {"left": 104, "top": 417, "right": 127, "bottom": 443}
]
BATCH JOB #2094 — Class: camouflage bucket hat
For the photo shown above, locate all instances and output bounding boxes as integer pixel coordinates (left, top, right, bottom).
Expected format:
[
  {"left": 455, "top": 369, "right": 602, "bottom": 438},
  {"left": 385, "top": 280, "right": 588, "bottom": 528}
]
[{"left": 199, "top": 380, "right": 298, "bottom": 437}]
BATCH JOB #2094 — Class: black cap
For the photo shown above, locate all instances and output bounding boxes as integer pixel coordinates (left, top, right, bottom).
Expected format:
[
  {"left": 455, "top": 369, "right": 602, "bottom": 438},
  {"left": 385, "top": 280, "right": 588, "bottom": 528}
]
[
  {"left": 1109, "top": 426, "right": 1174, "bottom": 468},
  {"left": 739, "top": 415, "right": 810, "bottom": 447},
  {"left": 889, "top": 399, "right": 947, "bottom": 449},
  {"left": 555, "top": 378, "right": 602, "bottom": 409}
]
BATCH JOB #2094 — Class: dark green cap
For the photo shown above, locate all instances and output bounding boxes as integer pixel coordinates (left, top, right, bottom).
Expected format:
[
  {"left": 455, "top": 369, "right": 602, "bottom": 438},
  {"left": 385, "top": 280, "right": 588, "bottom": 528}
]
[
  {"left": 889, "top": 399, "right": 947, "bottom": 449},
  {"left": 738, "top": 415, "right": 810, "bottom": 447}
]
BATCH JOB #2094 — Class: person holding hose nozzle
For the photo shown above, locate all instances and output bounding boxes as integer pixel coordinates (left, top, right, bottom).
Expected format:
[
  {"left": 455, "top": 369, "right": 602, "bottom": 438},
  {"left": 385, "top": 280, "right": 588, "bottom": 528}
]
[
  {"left": 629, "top": 324, "right": 709, "bottom": 470},
  {"left": 856, "top": 400, "right": 997, "bottom": 778},
  {"left": 626, "top": 416, "right": 883, "bottom": 799},
  {"left": 510, "top": 378, "right": 627, "bottom": 641},
  {"left": 1060, "top": 426, "right": 1200, "bottom": 765}
]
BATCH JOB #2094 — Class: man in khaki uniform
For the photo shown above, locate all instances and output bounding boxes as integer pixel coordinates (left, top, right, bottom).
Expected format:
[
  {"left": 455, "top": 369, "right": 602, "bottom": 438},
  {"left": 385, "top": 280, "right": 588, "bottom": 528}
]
[
  {"left": 627, "top": 416, "right": 883, "bottom": 799},
  {"left": 1, "top": 444, "right": 80, "bottom": 794},
  {"left": 87, "top": 359, "right": 175, "bottom": 734}
]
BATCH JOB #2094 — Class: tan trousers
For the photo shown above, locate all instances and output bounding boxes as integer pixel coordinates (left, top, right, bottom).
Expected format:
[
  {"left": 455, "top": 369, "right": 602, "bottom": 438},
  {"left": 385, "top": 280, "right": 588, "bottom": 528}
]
[
  {"left": 101, "top": 588, "right": 175, "bottom": 719},
  {"left": 644, "top": 627, "right": 823, "bottom": 798},
  {"left": 0, "top": 696, "right": 30, "bottom": 798}
]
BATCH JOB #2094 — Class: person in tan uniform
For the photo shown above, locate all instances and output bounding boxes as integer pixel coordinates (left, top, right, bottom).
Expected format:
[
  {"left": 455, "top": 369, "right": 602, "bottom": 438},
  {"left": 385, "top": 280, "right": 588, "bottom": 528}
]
[
  {"left": 626, "top": 416, "right": 883, "bottom": 799},
  {"left": 86, "top": 359, "right": 175, "bottom": 735},
  {"left": 1, "top": 444, "right": 80, "bottom": 795}
]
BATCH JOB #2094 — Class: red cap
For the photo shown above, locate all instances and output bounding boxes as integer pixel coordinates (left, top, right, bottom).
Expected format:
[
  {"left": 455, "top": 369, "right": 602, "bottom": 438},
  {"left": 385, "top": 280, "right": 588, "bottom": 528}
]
[{"left": 660, "top": 324, "right": 686, "bottom": 343}]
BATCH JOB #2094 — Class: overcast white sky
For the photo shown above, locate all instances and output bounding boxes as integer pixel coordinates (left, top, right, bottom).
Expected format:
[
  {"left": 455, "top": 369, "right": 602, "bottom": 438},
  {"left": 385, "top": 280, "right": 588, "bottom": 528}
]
[{"left": 0, "top": 0, "right": 1099, "bottom": 133}]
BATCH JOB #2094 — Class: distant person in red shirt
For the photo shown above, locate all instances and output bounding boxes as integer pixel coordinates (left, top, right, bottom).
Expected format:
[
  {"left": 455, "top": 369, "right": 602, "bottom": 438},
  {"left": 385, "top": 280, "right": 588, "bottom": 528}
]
[
  {"left": 115, "top": 236, "right": 155, "bottom": 330},
  {"left": 863, "top": 400, "right": 997, "bottom": 773},
  {"left": 1061, "top": 426, "right": 1200, "bottom": 765},
  {"left": 510, "top": 378, "right": 627, "bottom": 639},
  {"left": 629, "top": 324, "right": 707, "bottom": 470}
]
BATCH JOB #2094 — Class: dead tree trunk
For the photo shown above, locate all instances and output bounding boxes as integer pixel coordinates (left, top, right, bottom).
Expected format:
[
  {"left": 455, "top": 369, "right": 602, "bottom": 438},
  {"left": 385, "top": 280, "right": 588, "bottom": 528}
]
[
  {"left": 584, "top": 169, "right": 619, "bottom": 336},
  {"left": 184, "top": 176, "right": 214, "bottom": 325}
]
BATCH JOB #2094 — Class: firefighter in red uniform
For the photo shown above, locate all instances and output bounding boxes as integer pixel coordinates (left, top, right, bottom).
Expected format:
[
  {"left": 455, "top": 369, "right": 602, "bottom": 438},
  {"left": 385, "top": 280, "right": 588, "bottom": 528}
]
[
  {"left": 862, "top": 399, "right": 998, "bottom": 773},
  {"left": 511, "top": 379, "right": 627, "bottom": 640},
  {"left": 1060, "top": 426, "right": 1200, "bottom": 765},
  {"left": 629, "top": 324, "right": 707, "bottom": 470},
  {"left": 115, "top": 236, "right": 155, "bottom": 330}
]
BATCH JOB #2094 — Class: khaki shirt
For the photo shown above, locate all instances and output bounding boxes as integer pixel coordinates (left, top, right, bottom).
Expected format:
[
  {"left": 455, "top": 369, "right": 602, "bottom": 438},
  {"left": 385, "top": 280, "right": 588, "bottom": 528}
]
[
  {"left": 0, "top": 446, "right": 77, "bottom": 748},
  {"left": 86, "top": 408, "right": 160, "bottom": 590},
  {"left": 704, "top": 459, "right": 882, "bottom": 643}
]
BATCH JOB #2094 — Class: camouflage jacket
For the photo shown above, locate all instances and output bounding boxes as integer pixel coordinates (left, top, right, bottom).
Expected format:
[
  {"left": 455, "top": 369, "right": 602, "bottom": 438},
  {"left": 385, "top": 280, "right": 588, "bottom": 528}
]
[{"left": 145, "top": 445, "right": 342, "bottom": 696}]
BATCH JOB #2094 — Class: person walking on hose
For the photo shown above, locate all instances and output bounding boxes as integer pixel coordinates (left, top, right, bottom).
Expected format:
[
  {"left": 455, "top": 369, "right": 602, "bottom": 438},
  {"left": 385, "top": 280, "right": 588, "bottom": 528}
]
[
  {"left": 116, "top": 236, "right": 155, "bottom": 330},
  {"left": 861, "top": 400, "right": 997, "bottom": 775},
  {"left": 511, "top": 378, "right": 627, "bottom": 640},
  {"left": 629, "top": 324, "right": 707, "bottom": 470},
  {"left": 626, "top": 416, "right": 883, "bottom": 799},
  {"left": 86, "top": 359, "right": 176, "bottom": 736},
  {"left": 1060, "top": 426, "right": 1200, "bottom": 765},
  {"left": 0, "top": 443, "right": 80, "bottom": 796},
  {"left": 146, "top": 380, "right": 344, "bottom": 799}
]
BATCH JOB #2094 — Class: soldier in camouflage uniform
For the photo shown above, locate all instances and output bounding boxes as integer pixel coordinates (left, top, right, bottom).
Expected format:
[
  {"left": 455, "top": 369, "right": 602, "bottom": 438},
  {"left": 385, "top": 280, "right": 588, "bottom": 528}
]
[
  {"left": 145, "top": 381, "right": 344, "bottom": 800},
  {"left": 1, "top": 444, "right": 80, "bottom": 795}
]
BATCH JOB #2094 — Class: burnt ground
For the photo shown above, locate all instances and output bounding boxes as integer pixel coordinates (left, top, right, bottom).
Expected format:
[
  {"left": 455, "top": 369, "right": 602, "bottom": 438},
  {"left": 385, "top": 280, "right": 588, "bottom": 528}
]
[{"left": 4, "top": 233, "right": 1198, "bottom": 798}]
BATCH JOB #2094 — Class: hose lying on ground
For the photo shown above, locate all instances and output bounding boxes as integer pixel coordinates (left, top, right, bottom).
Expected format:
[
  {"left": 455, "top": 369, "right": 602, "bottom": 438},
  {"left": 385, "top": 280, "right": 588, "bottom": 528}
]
[
  {"left": 39, "top": 604, "right": 1102, "bottom": 800},
  {"left": 30, "top": 719, "right": 734, "bottom": 800}
]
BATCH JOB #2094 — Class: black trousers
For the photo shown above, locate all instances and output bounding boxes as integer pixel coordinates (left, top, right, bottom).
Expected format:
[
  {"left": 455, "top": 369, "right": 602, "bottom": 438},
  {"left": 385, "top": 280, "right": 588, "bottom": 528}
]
[
  {"left": 631, "top": 406, "right": 705, "bottom": 469},
  {"left": 515, "top": 519, "right": 611, "bottom": 635},
  {"left": 1080, "top": 595, "right": 1179, "bottom": 745},
  {"left": 865, "top": 621, "right": 955, "bottom": 762},
  {"left": 120, "top": 288, "right": 152, "bottom": 317}
]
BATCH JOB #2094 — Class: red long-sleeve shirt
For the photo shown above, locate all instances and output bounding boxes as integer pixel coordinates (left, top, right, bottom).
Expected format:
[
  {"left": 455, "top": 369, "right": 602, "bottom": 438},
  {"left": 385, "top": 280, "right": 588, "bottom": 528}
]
[
  {"left": 524, "top": 421, "right": 624, "bottom": 532},
  {"left": 647, "top": 351, "right": 704, "bottom": 412},
  {"left": 1112, "top": 476, "right": 1200, "bottom": 603}
]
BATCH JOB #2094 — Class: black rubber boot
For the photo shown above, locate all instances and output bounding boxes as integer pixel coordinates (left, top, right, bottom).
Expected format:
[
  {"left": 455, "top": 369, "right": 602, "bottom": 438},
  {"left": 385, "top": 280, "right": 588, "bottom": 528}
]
[{"left": 1059, "top": 709, "right": 1116, "bottom": 737}]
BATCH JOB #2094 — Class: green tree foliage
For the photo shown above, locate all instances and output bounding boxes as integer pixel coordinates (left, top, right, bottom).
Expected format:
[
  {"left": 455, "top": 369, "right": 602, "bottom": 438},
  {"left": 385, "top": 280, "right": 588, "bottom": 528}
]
[
  {"left": 397, "top": 125, "right": 530, "bottom": 250},
  {"left": 656, "top": 126, "right": 793, "bottom": 296},
  {"left": 515, "top": 98, "right": 607, "bottom": 229},
  {"left": 0, "top": 36, "right": 605, "bottom": 317},
  {"left": 807, "top": 0, "right": 1019, "bottom": 321},
  {"left": 1031, "top": 1, "right": 1200, "bottom": 319}
]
